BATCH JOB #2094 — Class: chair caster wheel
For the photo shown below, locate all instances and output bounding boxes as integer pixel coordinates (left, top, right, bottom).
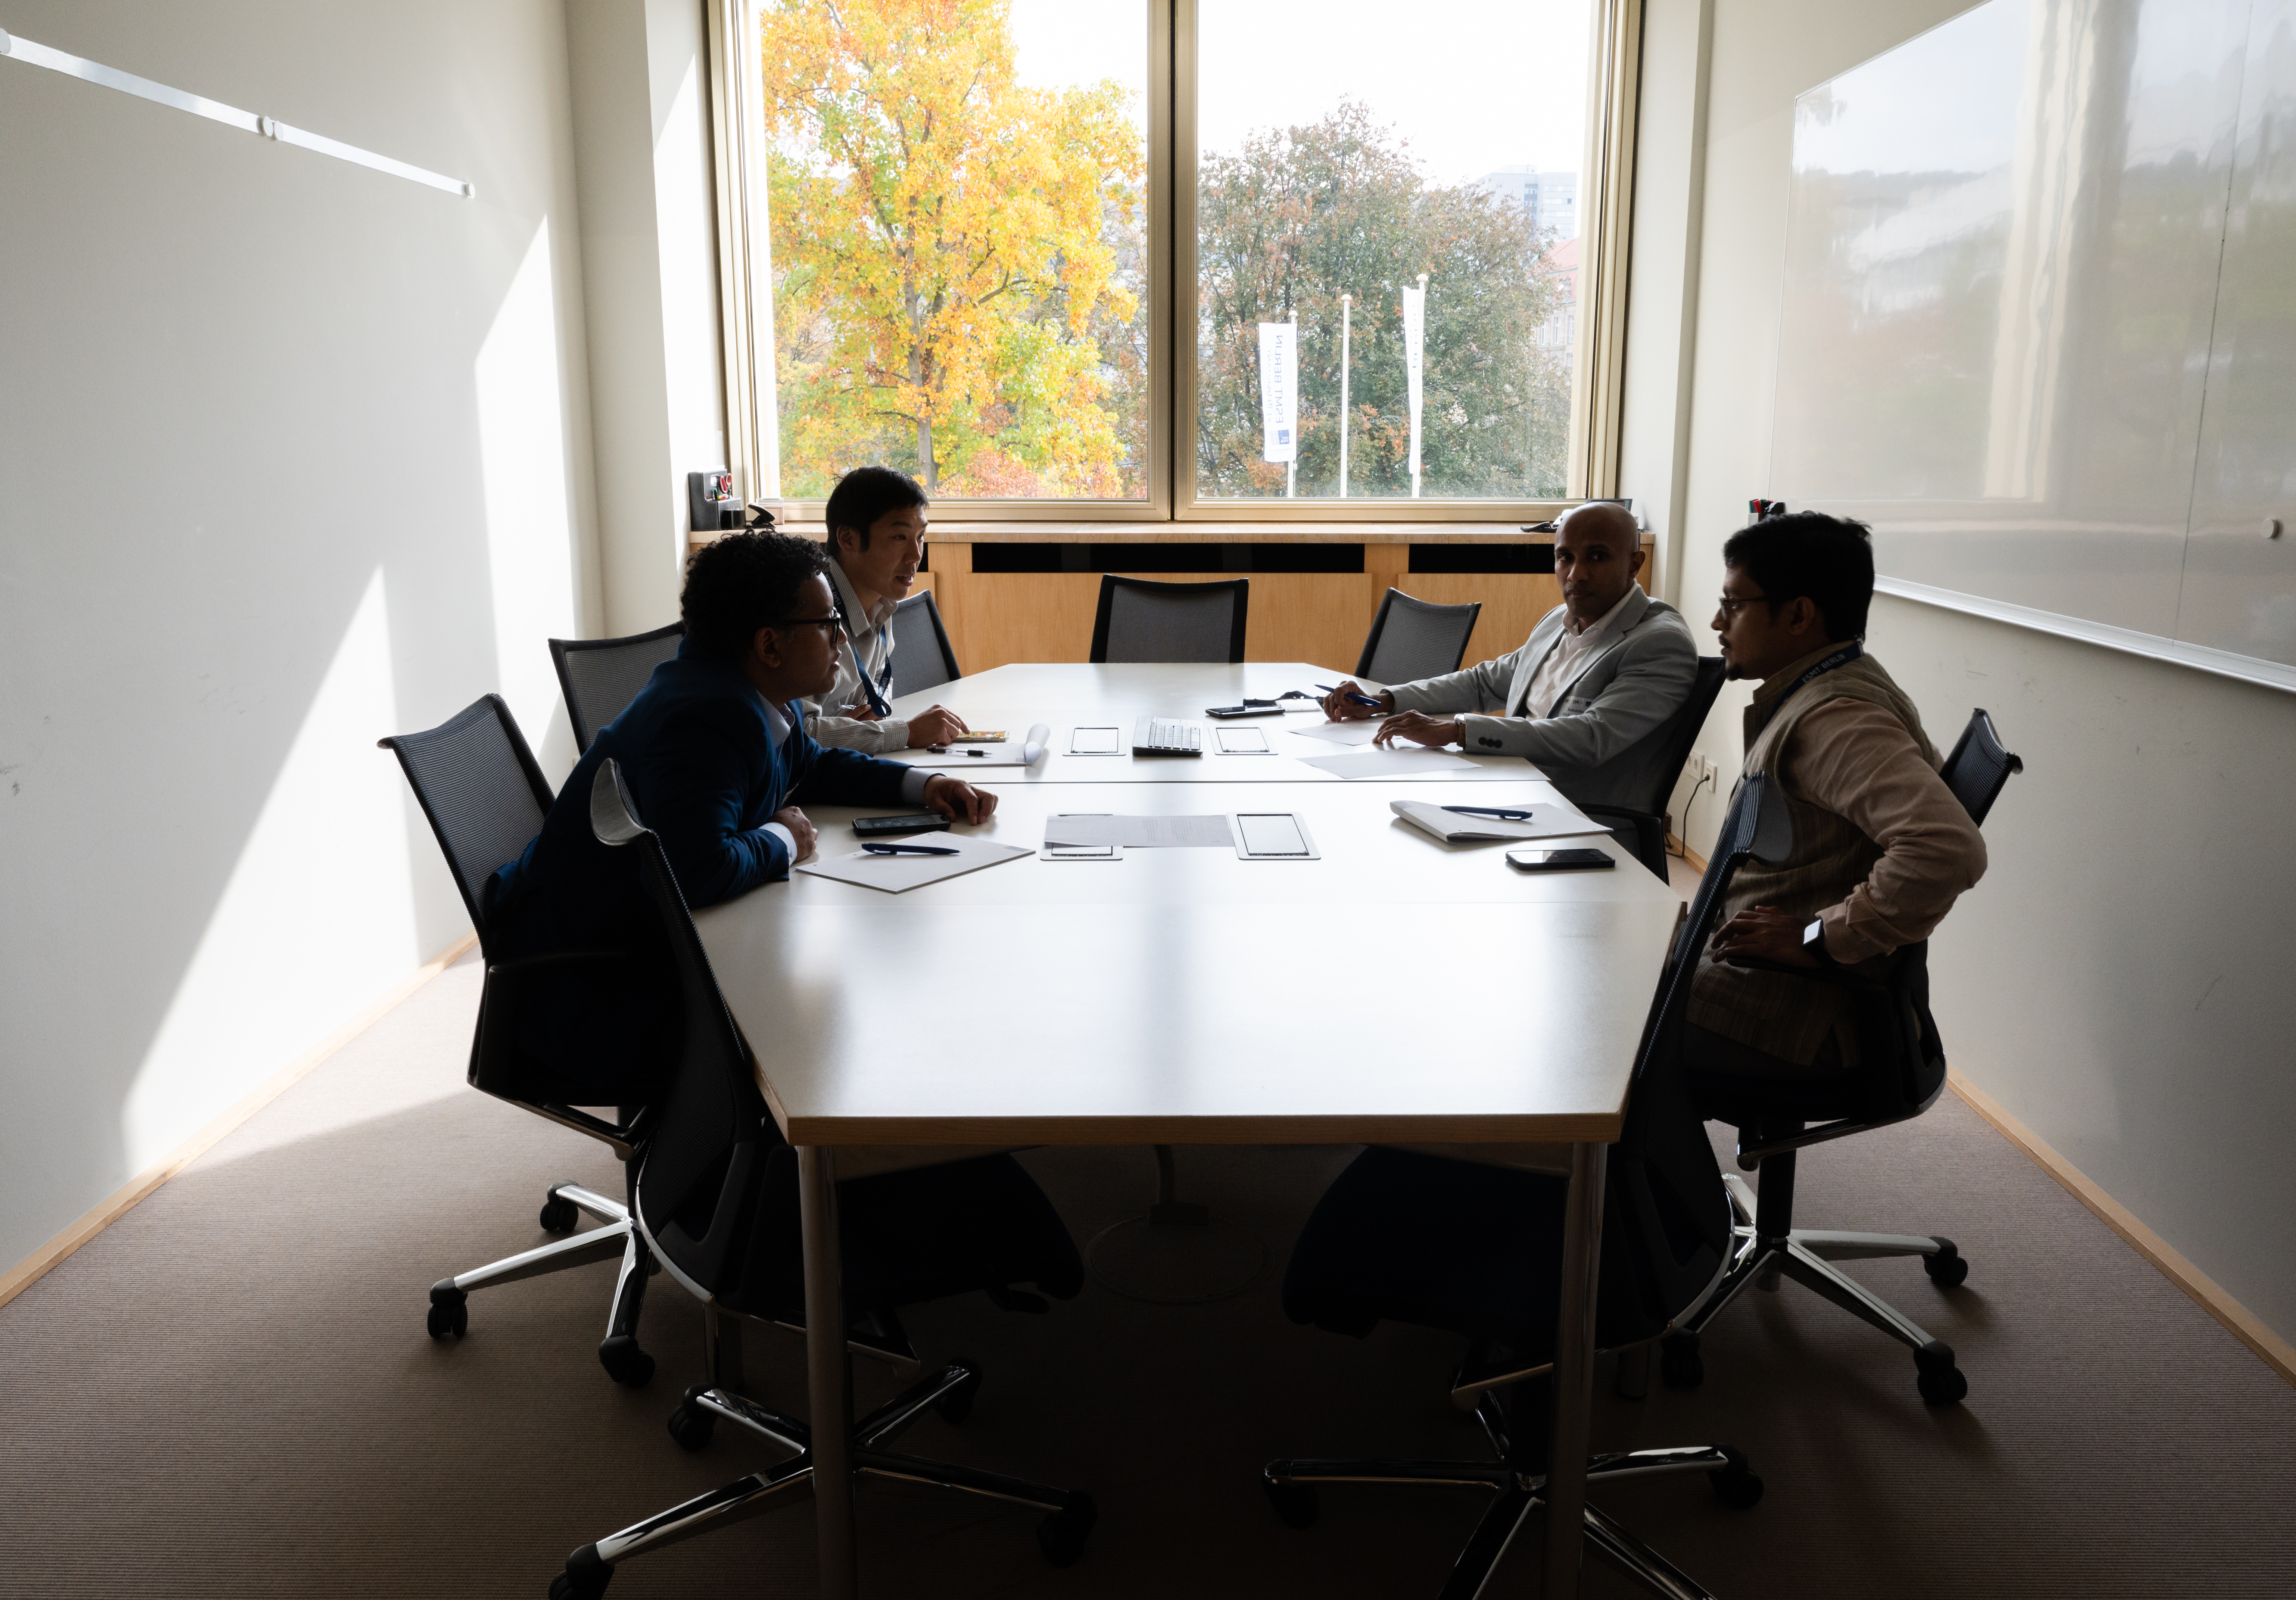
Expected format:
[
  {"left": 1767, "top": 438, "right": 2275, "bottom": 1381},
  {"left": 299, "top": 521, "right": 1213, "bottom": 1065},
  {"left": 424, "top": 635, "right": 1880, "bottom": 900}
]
[
  {"left": 934, "top": 1363, "right": 981, "bottom": 1425},
  {"left": 427, "top": 1281, "right": 467, "bottom": 1340},
  {"left": 599, "top": 1335, "right": 654, "bottom": 1388},
  {"left": 1264, "top": 1476, "right": 1319, "bottom": 1529},
  {"left": 1035, "top": 1494, "right": 1097, "bottom": 1568},
  {"left": 1914, "top": 1340, "right": 1968, "bottom": 1405},
  {"left": 1659, "top": 1332, "right": 1703, "bottom": 1389},
  {"left": 1923, "top": 1238, "right": 1969, "bottom": 1288},
  {"left": 550, "top": 1544, "right": 611, "bottom": 1598},
  {"left": 667, "top": 1388, "right": 717, "bottom": 1451},
  {"left": 1707, "top": 1446, "right": 1764, "bottom": 1509},
  {"left": 539, "top": 1190, "right": 581, "bottom": 1233}
]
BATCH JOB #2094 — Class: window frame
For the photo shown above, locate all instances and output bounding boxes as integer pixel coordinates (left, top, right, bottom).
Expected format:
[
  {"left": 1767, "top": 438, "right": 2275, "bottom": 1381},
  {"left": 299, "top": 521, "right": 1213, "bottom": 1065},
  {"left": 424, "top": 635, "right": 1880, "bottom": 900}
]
[{"left": 708, "top": 0, "right": 1640, "bottom": 527}]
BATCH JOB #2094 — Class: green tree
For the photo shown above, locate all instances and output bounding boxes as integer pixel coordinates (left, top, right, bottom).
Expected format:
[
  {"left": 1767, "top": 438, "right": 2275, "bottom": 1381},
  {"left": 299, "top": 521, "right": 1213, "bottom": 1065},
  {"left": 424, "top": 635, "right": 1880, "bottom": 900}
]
[
  {"left": 761, "top": 0, "right": 1146, "bottom": 495},
  {"left": 1195, "top": 101, "right": 1569, "bottom": 499}
]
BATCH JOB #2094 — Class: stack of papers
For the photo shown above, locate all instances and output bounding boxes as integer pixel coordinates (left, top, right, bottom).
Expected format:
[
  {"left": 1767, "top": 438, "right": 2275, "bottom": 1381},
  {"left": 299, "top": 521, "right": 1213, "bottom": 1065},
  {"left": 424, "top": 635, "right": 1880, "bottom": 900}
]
[
  {"left": 1042, "top": 815, "right": 1236, "bottom": 848},
  {"left": 1389, "top": 799, "right": 1611, "bottom": 844}
]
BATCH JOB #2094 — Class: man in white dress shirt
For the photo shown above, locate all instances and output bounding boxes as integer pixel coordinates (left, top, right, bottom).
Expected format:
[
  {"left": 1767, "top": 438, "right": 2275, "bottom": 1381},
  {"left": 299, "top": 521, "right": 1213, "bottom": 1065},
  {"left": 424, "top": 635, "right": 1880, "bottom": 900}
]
[
  {"left": 1318, "top": 500, "right": 1701, "bottom": 809},
  {"left": 805, "top": 466, "right": 969, "bottom": 753}
]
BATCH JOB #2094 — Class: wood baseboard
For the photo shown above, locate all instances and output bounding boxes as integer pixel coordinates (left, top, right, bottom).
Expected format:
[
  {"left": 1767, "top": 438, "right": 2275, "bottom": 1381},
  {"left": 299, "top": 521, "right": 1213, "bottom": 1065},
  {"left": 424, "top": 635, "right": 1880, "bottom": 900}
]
[
  {"left": 1946, "top": 1066, "right": 2296, "bottom": 1388},
  {"left": 0, "top": 932, "right": 479, "bottom": 1314},
  {"left": 1666, "top": 834, "right": 1708, "bottom": 873}
]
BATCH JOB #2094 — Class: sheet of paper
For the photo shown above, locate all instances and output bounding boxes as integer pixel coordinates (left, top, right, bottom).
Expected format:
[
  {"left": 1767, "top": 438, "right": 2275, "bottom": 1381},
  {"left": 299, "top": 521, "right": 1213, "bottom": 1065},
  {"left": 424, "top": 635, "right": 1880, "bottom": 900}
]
[
  {"left": 1389, "top": 798, "right": 1611, "bottom": 843},
  {"left": 1286, "top": 718, "right": 1387, "bottom": 746},
  {"left": 795, "top": 837, "right": 1032, "bottom": 893},
  {"left": 1041, "top": 814, "right": 1236, "bottom": 848},
  {"left": 1215, "top": 726, "right": 1271, "bottom": 753},
  {"left": 1296, "top": 747, "right": 1479, "bottom": 779}
]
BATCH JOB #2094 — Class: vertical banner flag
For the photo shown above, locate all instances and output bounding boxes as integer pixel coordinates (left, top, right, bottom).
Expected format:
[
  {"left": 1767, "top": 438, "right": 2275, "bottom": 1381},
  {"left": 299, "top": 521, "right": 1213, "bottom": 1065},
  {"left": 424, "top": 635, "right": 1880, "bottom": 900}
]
[
  {"left": 1402, "top": 282, "right": 1426, "bottom": 496},
  {"left": 1258, "top": 321, "right": 1297, "bottom": 463}
]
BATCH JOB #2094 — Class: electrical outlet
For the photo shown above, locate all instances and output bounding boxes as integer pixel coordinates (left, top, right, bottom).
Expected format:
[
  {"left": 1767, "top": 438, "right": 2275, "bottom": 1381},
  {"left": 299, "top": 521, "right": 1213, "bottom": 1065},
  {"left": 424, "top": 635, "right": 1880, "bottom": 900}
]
[{"left": 1699, "top": 755, "right": 1720, "bottom": 789}]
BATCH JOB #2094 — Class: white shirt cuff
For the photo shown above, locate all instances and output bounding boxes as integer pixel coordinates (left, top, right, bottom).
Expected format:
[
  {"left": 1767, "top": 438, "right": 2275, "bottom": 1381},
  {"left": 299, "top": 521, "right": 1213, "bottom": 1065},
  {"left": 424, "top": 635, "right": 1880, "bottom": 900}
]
[
  {"left": 763, "top": 821, "right": 798, "bottom": 865},
  {"left": 899, "top": 769, "right": 933, "bottom": 805}
]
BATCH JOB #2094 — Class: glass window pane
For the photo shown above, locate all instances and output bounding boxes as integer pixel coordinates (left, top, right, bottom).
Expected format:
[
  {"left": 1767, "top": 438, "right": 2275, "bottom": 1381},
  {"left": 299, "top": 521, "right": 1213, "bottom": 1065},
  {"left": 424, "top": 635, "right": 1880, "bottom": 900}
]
[
  {"left": 1195, "top": 0, "right": 1589, "bottom": 502},
  {"left": 757, "top": 0, "right": 1150, "bottom": 500}
]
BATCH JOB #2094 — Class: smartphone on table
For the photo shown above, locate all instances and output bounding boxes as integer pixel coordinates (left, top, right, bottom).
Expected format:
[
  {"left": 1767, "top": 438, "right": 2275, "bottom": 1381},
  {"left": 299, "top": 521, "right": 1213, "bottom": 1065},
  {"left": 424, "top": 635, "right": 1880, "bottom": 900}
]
[
  {"left": 1505, "top": 847, "right": 1614, "bottom": 872},
  {"left": 852, "top": 813, "right": 951, "bottom": 838}
]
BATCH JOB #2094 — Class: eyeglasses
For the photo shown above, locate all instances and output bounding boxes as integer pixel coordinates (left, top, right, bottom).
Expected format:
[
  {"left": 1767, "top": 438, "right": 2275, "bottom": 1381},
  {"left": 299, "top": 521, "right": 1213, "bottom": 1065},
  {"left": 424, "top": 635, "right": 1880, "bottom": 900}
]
[
  {"left": 1715, "top": 594, "right": 1771, "bottom": 616},
  {"left": 772, "top": 615, "right": 847, "bottom": 637}
]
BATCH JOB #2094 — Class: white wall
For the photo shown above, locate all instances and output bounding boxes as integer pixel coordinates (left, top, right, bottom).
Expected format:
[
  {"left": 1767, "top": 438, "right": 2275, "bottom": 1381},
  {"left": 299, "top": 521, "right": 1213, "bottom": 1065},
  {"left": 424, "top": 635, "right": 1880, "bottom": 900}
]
[
  {"left": 566, "top": 0, "right": 728, "bottom": 636},
  {"left": 0, "top": 0, "right": 602, "bottom": 1272},
  {"left": 1620, "top": 0, "right": 2296, "bottom": 1346}
]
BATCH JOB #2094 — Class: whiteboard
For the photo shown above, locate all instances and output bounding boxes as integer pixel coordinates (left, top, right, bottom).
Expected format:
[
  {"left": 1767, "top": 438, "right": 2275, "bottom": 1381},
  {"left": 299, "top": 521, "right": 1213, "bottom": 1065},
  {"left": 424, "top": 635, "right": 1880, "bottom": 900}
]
[{"left": 1770, "top": 0, "right": 2296, "bottom": 688}]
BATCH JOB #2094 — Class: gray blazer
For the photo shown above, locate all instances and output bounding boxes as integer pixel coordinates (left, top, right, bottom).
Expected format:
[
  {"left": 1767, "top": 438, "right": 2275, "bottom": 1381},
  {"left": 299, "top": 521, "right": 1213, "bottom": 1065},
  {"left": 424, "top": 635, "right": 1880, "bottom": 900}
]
[{"left": 1380, "top": 587, "right": 1700, "bottom": 810}]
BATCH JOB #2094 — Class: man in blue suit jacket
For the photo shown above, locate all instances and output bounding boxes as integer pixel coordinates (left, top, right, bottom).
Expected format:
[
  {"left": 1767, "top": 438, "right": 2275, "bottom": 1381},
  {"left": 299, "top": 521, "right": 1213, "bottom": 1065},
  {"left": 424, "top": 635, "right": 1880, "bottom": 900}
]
[{"left": 489, "top": 530, "right": 996, "bottom": 1102}]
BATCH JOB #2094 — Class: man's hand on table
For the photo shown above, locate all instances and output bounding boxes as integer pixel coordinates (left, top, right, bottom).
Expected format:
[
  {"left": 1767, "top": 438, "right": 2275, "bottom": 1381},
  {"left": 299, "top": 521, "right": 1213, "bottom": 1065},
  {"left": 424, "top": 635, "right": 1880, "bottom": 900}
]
[
  {"left": 1319, "top": 681, "right": 1395, "bottom": 720},
  {"left": 773, "top": 806, "right": 819, "bottom": 863},
  {"left": 904, "top": 705, "right": 969, "bottom": 747},
  {"left": 923, "top": 774, "right": 998, "bottom": 824},
  {"left": 1373, "top": 711, "right": 1467, "bottom": 749}
]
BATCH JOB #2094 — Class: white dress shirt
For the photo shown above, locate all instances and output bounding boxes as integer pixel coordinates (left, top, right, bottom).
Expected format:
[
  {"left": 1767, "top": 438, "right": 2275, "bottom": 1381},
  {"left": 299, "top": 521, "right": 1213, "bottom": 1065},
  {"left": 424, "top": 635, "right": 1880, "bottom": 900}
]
[{"left": 804, "top": 562, "right": 910, "bottom": 753}]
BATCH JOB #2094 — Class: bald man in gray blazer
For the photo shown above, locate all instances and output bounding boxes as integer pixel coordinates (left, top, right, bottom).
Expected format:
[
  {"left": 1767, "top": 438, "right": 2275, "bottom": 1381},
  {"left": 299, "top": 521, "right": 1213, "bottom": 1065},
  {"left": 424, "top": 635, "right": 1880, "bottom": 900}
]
[{"left": 1319, "top": 502, "right": 1699, "bottom": 810}]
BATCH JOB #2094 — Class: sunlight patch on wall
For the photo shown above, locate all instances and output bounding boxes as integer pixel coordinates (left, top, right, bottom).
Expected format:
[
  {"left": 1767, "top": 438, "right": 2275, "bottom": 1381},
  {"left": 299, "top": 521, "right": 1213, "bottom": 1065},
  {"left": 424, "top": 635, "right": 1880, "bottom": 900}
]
[{"left": 122, "top": 568, "right": 421, "bottom": 1170}]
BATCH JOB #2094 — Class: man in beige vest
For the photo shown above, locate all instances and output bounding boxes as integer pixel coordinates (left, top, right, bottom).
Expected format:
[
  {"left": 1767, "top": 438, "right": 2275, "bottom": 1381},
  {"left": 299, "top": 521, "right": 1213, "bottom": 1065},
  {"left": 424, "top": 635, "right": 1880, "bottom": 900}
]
[{"left": 1688, "top": 512, "right": 1987, "bottom": 1079}]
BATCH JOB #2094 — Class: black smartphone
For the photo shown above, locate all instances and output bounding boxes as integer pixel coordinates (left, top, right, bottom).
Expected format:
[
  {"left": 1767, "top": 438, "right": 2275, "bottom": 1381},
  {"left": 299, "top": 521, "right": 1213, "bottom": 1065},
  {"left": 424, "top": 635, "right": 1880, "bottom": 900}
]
[
  {"left": 1204, "top": 704, "right": 1285, "bottom": 719},
  {"left": 1506, "top": 847, "right": 1615, "bottom": 872},
  {"left": 852, "top": 813, "right": 952, "bottom": 838}
]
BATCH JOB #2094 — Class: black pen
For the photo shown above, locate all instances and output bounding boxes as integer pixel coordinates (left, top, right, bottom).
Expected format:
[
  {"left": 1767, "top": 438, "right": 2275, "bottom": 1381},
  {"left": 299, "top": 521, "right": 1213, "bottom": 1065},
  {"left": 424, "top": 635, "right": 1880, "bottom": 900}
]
[
  {"left": 1314, "top": 682, "right": 1386, "bottom": 710},
  {"left": 1442, "top": 804, "right": 1537, "bottom": 821},
  {"left": 863, "top": 841, "right": 960, "bottom": 856}
]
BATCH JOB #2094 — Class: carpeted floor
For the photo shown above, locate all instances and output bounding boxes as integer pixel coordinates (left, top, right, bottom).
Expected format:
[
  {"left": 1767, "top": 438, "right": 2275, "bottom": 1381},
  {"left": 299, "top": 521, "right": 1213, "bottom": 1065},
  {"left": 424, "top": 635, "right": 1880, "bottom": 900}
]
[{"left": 2, "top": 947, "right": 2291, "bottom": 1598}]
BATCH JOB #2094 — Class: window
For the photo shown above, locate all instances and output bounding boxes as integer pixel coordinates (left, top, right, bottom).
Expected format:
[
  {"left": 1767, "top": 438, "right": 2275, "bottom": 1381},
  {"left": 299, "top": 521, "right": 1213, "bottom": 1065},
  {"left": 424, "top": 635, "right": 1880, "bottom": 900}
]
[{"left": 711, "top": 0, "right": 1639, "bottom": 522}]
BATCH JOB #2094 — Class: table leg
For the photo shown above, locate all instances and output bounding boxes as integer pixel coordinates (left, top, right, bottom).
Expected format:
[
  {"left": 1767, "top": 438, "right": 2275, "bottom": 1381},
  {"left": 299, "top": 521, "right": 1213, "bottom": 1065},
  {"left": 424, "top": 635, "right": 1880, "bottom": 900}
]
[
  {"left": 1544, "top": 1141, "right": 1607, "bottom": 1598},
  {"left": 798, "top": 1145, "right": 857, "bottom": 1600}
]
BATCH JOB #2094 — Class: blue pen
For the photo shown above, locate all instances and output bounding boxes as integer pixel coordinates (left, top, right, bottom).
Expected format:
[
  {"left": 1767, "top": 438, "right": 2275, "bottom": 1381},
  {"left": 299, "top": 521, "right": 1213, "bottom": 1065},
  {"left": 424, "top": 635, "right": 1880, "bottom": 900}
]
[
  {"left": 863, "top": 841, "right": 960, "bottom": 857},
  {"left": 1313, "top": 682, "right": 1386, "bottom": 710},
  {"left": 1442, "top": 805, "right": 1538, "bottom": 821}
]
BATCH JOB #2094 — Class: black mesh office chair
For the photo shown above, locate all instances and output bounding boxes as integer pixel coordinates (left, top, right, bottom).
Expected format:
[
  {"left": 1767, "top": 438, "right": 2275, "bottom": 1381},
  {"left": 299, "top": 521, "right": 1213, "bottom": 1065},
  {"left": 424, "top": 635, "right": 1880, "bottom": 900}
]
[
  {"left": 1354, "top": 588, "right": 1481, "bottom": 683},
  {"left": 886, "top": 590, "right": 962, "bottom": 696},
  {"left": 1662, "top": 707, "right": 2022, "bottom": 1406},
  {"left": 377, "top": 696, "right": 656, "bottom": 1387},
  {"left": 1581, "top": 657, "right": 1727, "bottom": 881},
  {"left": 1089, "top": 574, "right": 1249, "bottom": 663},
  {"left": 549, "top": 622, "right": 686, "bottom": 750},
  {"left": 551, "top": 760, "right": 1095, "bottom": 1599},
  {"left": 1264, "top": 778, "right": 1788, "bottom": 1600}
]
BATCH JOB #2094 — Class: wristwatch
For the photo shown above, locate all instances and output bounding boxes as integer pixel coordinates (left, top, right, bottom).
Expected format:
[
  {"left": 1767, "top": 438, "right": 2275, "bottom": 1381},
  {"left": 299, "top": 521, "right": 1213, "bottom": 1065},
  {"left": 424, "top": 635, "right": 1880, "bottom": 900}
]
[{"left": 1802, "top": 917, "right": 1832, "bottom": 962}]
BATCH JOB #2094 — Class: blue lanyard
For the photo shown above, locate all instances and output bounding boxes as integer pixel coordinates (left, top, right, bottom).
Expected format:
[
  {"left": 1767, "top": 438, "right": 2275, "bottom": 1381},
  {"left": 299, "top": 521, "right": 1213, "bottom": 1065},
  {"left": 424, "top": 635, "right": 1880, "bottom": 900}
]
[
  {"left": 832, "top": 589, "right": 892, "bottom": 717},
  {"left": 1787, "top": 641, "right": 1862, "bottom": 697}
]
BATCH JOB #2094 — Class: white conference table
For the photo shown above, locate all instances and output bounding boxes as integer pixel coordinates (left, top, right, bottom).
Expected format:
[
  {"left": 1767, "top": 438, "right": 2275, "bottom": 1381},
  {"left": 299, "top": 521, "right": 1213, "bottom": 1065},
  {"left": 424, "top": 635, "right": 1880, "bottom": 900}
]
[
  {"left": 695, "top": 671, "right": 1680, "bottom": 1599},
  {"left": 875, "top": 661, "right": 1549, "bottom": 784}
]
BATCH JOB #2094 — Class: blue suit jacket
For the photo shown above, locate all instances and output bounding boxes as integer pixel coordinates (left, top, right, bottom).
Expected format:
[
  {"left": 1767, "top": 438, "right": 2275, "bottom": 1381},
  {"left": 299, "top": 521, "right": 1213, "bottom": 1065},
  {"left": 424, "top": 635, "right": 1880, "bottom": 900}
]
[{"left": 487, "top": 639, "right": 913, "bottom": 1096}]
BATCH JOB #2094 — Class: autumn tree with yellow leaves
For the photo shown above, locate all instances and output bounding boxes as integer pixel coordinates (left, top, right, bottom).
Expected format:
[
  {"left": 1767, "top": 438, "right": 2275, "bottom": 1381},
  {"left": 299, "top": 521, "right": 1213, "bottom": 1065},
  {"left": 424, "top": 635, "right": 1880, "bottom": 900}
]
[{"left": 761, "top": 0, "right": 1146, "bottom": 497}]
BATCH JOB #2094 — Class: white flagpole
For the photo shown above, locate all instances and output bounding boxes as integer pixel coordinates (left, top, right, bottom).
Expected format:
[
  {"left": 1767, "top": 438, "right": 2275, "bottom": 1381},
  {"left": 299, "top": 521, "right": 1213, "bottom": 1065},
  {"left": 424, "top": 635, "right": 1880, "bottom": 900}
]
[
  {"left": 1406, "top": 273, "right": 1427, "bottom": 499},
  {"left": 1287, "top": 314, "right": 1297, "bottom": 498},
  {"left": 1339, "top": 293, "right": 1352, "bottom": 498}
]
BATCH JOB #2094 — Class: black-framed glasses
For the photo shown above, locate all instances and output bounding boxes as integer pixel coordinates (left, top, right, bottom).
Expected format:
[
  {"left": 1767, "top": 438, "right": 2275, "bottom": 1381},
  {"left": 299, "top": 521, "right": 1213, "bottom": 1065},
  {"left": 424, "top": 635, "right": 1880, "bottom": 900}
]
[
  {"left": 1715, "top": 594, "right": 1771, "bottom": 615},
  {"left": 771, "top": 615, "right": 847, "bottom": 636}
]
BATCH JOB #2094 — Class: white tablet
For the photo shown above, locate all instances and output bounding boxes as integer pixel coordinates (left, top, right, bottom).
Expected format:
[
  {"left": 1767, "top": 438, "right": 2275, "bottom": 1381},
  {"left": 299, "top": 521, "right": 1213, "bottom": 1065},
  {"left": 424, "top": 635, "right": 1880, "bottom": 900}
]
[
  {"left": 1232, "top": 812, "right": 1319, "bottom": 860},
  {"left": 1069, "top": 725, "right": 1123, "bottom": 756}
]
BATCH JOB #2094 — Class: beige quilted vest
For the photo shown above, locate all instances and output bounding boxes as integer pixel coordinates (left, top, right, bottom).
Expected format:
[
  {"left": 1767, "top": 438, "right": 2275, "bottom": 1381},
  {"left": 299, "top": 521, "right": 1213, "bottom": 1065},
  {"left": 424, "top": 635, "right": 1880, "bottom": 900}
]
[{"left": 1686, "top": 649, "right": 1939, "bottom": 1067}]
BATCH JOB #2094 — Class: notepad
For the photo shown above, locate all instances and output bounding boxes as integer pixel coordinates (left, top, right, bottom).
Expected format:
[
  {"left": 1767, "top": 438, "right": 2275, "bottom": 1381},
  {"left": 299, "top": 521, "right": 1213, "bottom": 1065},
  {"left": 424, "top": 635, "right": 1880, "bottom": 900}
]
[
  {"left": 1388, "top": 799, "right": 1610, "bottom": 844},
  {"left": 796, "top": 837, "right": 1032, "bottom": 893},
  {"left": 1287, "top": 719, "right": 1386, "bottom": 746}
]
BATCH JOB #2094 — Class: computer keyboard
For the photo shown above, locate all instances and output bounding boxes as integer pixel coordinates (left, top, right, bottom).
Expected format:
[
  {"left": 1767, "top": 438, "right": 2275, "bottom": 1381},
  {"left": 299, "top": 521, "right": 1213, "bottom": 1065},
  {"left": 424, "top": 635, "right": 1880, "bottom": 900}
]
[{"left": 1131, "top": 716, "right": 1203, "bottom": 756}]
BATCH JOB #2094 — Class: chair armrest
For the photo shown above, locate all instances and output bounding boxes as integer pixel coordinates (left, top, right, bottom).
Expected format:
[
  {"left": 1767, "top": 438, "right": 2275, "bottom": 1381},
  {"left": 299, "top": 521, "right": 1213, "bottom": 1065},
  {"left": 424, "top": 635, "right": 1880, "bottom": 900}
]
[
  {"left": 1577, "top": 803, "right": 1657, "bottom": 828},
  {"left": 487, "top": 949, "right": 636, "bottom": 975}
]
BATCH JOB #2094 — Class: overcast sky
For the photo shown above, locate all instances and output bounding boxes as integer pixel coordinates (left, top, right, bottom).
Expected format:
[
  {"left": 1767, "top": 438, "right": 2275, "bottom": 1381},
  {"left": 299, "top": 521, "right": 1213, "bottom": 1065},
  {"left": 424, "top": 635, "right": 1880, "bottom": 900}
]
[{"left": 1012, "top": 0, "right": 1592, "bottom": 185}]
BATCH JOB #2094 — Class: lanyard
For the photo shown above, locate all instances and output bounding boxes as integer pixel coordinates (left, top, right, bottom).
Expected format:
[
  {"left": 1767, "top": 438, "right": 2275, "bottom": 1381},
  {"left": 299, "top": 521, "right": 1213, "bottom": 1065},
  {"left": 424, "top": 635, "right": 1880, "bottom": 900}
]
[
  {"left": 1786, "top": 641, "right": 1861, "bottom": 697},
  {"left": 832, "top": 588, "right": 892, "bottom": 718}
]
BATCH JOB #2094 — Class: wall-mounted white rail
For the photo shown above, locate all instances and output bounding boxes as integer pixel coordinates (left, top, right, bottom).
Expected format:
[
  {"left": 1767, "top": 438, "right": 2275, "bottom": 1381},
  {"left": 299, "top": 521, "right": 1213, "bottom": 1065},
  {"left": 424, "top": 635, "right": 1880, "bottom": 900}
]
[{"left": 0, "top": 25, "right": 473, "bottom": 198}]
